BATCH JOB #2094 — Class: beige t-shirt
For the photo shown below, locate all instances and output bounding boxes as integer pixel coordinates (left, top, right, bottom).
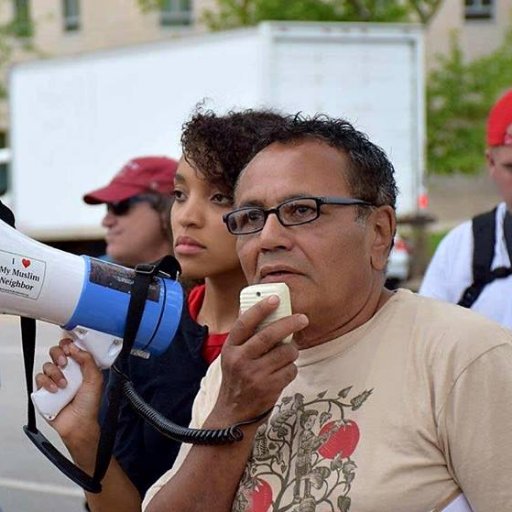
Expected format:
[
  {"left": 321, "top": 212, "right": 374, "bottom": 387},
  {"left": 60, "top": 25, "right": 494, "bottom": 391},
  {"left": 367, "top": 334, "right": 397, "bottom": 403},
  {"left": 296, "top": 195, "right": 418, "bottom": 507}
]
[{"left": 143, "top": 290, "right": 512, "bottom": 511}]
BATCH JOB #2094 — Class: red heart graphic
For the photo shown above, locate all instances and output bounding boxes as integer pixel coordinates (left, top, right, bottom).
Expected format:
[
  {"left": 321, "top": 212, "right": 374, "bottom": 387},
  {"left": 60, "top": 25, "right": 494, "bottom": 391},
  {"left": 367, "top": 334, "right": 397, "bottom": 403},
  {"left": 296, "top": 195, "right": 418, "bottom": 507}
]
[{"left": 22, "top": 258, "right": 31, "bottom": 268}]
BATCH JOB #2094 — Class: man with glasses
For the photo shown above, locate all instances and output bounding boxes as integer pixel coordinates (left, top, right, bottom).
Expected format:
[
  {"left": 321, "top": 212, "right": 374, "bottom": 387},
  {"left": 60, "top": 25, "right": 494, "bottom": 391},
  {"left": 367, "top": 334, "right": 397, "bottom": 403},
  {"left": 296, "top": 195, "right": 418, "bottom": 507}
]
[
  {"left": 143, "top": 114, "right": 512, "bottom": 512},
  {"left": 83, "top": 156, "right": 177, "bottom": 267}
]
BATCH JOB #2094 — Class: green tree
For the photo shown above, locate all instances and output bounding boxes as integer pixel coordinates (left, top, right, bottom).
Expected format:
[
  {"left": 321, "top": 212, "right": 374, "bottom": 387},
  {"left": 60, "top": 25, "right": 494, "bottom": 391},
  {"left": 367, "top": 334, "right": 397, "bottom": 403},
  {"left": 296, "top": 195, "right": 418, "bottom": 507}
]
[
  {"left": 199, "top": 0, "right": 442, "bottom": 30},
  {"left": 427, "top": 28, "right": 512, "bottom": 175},
  {"left": 0, "top": 0, "right": 35, "bottom": 97},
  {"left": 135, "top": 0, "right": 442, "bottom": 28}
]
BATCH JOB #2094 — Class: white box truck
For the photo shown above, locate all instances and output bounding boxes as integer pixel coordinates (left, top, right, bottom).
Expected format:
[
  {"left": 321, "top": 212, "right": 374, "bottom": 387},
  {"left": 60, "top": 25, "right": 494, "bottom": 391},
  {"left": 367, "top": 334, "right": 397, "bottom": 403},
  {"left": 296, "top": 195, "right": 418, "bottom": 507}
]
[{"left": 6, "top": 21, "right": 425, "bottom": 244}]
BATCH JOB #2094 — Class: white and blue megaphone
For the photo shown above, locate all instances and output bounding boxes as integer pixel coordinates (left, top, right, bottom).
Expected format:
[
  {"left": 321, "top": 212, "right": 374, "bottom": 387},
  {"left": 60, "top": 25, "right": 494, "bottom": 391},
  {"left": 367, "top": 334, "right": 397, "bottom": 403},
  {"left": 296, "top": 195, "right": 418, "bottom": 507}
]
[{"left": 0, "top": 218, "right": 183, "bottom": 419}]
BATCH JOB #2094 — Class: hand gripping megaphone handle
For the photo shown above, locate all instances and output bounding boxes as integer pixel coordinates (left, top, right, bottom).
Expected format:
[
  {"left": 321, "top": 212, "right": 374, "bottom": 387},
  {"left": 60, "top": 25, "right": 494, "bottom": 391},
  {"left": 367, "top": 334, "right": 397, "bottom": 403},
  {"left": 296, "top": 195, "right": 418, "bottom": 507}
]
[
  {"left": 31, "top": 327, "right": 123, "bottom": 420},
  {"left": 33, "top": 358, "right": 83, "bottom": 420}
]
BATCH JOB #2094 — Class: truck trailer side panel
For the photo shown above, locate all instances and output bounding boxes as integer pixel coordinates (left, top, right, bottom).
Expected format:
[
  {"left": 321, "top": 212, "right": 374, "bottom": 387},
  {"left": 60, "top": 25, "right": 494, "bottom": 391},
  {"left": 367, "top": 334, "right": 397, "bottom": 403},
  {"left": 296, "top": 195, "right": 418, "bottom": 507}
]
[{"left": 8, "top": 22, "right": 424, "bottom": 240}]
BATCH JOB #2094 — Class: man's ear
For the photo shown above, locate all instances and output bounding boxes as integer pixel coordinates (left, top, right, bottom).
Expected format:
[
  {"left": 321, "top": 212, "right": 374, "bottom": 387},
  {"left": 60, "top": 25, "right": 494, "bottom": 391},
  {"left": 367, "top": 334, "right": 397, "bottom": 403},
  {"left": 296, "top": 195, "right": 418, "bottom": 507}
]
[
  {"left": 486, "top": 148, "right": 496, "bottom": 180},
  {"left": 369, "top": 205, "right": 396, "bottom": 271}
]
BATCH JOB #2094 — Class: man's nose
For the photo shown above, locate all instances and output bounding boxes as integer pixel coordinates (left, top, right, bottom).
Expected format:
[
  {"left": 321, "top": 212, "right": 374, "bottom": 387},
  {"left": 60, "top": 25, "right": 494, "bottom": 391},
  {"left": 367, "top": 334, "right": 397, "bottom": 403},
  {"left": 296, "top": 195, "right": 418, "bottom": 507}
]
[
  {"left": 258, "top": 211, "right": 291, "bottom": 251},
  {"left": 102, "top": 209, "right": 116, "bottom": 227}
]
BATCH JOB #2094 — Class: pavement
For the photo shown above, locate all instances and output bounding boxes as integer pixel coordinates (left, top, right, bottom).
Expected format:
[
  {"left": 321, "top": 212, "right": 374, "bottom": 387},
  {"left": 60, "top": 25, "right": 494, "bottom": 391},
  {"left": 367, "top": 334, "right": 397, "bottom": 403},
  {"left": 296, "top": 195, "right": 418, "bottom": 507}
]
[{"left": 0, "top": 315, "right": 85, "bottom": 512}]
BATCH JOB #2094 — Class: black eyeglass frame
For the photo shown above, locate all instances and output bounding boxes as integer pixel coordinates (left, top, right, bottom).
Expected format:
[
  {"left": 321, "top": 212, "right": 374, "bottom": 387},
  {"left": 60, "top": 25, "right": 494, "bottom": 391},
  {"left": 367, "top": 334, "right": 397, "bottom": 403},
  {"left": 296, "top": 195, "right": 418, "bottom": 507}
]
[{"left": 223, "top": 196, "right": 375, "bottom": 235}]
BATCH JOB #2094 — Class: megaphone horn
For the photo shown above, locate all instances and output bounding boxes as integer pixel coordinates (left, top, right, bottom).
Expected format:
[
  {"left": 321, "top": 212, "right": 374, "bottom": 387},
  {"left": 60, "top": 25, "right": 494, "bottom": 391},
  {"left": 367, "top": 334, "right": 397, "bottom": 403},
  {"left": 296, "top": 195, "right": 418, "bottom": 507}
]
[{"left": 0, "top": 218, "right": 183, "bottom": 356}]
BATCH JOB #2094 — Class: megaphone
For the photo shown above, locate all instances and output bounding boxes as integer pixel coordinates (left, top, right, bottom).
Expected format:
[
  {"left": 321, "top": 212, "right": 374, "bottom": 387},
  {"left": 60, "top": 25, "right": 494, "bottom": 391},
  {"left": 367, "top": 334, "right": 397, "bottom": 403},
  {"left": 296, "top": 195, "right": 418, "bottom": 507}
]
[{"left": 0, "top": 218, "right": 184, "bottom": 417}]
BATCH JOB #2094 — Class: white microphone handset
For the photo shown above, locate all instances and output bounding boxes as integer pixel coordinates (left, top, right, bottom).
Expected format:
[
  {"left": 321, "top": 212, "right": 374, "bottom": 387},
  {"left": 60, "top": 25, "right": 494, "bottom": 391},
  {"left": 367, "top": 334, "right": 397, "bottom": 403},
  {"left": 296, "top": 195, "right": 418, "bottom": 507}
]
[
  {"left": 239, "top": 283, "right": 293, "bottom": 343},
  {"left": 31, "top": 327, "right": 123, "bottom": 421}
]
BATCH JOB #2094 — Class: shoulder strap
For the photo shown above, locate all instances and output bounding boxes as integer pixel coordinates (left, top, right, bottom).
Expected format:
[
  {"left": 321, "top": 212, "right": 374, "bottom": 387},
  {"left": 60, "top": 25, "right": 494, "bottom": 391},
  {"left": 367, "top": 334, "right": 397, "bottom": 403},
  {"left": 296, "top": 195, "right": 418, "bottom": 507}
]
[
  {"left": 458, "top": 208, "right": 497, "bottom": 308},
  {"left": 458, "top": 207, "right": 512, "bottom": 308},
  {"left": 503, "top": 210, "right": 512, "bottom": 264},
  {"left": 471, "top": 208, "right": 497, "bottom": 283}
]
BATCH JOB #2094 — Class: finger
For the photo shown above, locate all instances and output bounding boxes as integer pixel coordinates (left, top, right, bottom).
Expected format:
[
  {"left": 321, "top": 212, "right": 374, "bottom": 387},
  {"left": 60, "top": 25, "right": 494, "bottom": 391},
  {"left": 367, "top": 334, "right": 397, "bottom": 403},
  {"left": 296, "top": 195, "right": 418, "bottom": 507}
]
[
  {"left": 49, "top": 345, "right": 69, "bottom": 369},
  {"left": 230, "top": 294, "right": 308, "bottom": 348},
  {"left": 240, "top": 313, "right": 308, "bottom": 359},
  {"left": 263, "top": 360, "right": 299, "bottom": 392},
  {"left": 217, "top": 358, "right": 298, "bottom": 419},
  {"left": 57, "top": 337, "right": 76, "bottom": 366},
  {"left": 41, "top": 361, "right": 68, "bottom": 388},
  {"left": 229, "top": 294, "right": 281, "bottom": 346},
  {"left": 255, "top": 340, "right": 299, "bottom": 374},
  {"left": 35, "top": 370, "right": 62, "bottom": 392},
  {"left": 64, "top": 342, "right": 103, "bottom": 385}
]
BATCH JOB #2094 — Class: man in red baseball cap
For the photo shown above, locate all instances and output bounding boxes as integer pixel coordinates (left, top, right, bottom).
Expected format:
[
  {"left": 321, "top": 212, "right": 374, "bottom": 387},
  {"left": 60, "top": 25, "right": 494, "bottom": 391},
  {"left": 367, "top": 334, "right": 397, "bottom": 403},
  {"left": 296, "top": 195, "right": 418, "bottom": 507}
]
[
  {"left": 420, "top": 89, "right": 512, "bottom": 328},
  {"left": 84, "top": 156, "right": 178, "bottom": 267}
]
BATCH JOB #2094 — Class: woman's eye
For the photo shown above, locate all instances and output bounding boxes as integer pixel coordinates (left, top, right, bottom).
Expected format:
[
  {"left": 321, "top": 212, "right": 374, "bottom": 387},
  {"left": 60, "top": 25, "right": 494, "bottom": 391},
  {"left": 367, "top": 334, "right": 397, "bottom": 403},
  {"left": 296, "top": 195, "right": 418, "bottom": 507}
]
[{"left": 173, "top": 190, "right": 185, "bottom": 201}]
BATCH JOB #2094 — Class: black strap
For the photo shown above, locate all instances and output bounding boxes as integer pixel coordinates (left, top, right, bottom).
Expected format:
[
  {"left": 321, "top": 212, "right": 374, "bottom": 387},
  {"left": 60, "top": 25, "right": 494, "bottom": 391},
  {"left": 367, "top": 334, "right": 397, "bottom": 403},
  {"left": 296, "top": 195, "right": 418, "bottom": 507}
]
[
  {"left": 91, "top": 261, "right": 155, "bottom": 485},
  {"left": 0, "top": 199, "right": 15, "bottom": 227},
  {"left": 472, "top": 209, "right": 497, "bottom": 284},
  {"left": 503, "top": 210, "right": 512, "bottom": 260},
  {"left": 23, "top": 259, "right": 161, "bottom": 493},
  {"left": 22, "top": 317, "right": 37, "bottom": 429},
  {"left": 458, "top": 207, "right": 512, "bottom": 308}
]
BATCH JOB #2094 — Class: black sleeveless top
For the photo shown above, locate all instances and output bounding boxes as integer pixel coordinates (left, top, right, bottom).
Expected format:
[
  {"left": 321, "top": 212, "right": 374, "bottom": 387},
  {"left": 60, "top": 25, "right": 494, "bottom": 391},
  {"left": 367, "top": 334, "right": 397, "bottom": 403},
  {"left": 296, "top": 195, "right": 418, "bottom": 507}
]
[{"left": 111, "top": 304, "right": 208, "bottom": 496}]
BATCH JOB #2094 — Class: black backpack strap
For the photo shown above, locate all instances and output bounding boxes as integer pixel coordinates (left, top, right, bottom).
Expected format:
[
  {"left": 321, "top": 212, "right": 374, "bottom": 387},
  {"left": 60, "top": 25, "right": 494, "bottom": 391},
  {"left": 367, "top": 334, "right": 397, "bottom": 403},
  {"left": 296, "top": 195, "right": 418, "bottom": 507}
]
[
  {"left": 503, "top": 210, "right": 512, "bottom": 264},
  {"left": 458, "top": 207, "right": 512, "bottom": 308},
  {"left": 471, "top": 208, "right": 497, "bottom": 284}
]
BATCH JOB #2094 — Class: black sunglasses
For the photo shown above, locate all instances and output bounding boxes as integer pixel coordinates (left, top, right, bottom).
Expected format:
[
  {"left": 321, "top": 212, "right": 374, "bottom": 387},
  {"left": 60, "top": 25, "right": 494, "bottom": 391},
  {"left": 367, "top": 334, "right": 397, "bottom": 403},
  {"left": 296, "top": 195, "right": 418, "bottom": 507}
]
[{"left": 106, "top": 195, "right": 156, "bottom": 216}]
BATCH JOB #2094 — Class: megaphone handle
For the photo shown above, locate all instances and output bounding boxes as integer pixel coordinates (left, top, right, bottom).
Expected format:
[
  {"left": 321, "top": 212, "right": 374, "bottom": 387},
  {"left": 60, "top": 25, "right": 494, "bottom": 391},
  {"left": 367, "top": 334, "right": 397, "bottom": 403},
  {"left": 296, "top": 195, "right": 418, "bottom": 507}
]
[
  {"left": 30, "top": 327, "right": 121, "bottom": 421},
  {"left": 31, "top": 358, "right": 83, "bottom": 421}
]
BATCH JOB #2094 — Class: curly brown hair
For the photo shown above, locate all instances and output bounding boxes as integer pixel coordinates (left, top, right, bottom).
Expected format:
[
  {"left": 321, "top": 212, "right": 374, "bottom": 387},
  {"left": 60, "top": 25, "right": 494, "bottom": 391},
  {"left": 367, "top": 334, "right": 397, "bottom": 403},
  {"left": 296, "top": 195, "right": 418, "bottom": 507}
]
[{"left": 180, "top": 107, "right": 287, "bottom": 196}]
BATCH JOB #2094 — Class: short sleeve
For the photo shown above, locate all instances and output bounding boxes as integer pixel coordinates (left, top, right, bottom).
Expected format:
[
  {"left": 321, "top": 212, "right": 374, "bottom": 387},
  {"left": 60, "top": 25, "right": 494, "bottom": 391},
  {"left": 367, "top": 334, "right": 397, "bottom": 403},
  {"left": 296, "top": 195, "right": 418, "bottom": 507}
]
[{"left": 436, "top": 342, "right": 512, "bottom": 510}]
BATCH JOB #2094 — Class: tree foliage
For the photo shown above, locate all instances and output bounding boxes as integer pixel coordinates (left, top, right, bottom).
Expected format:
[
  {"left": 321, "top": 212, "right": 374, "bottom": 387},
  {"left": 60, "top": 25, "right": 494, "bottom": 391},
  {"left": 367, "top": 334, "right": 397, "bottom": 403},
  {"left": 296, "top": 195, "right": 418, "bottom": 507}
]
[
  {"left": 0, "top": 0, "right": 35, "bottom": 98},
  {"left": 427, "top": 28, "right": 512, "bottom": 175},
  {"left": 135, "top": 0, "right": 442, "bottom": 27},
  {"left": 199, "top": 0, "right": 442, "bottom": 30}
]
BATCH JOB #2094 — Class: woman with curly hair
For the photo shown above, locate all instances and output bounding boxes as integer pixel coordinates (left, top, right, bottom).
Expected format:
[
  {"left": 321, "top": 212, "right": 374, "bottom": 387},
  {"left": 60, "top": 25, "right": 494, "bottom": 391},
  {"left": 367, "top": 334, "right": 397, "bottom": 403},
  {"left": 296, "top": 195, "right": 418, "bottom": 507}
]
[{"left": 35, "top": 107, "right": 288, "bottom": 512}]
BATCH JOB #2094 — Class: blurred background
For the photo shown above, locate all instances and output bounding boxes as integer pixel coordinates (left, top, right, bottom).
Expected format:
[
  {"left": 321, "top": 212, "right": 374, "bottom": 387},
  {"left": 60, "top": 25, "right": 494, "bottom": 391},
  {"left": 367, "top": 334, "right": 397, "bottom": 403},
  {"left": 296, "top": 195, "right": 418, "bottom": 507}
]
[
  {"left": 0, "top": 0, "right": 510, "bottom": 286},
  {"left": 0, "top": 0, "right": 510, "bottom": 509}
]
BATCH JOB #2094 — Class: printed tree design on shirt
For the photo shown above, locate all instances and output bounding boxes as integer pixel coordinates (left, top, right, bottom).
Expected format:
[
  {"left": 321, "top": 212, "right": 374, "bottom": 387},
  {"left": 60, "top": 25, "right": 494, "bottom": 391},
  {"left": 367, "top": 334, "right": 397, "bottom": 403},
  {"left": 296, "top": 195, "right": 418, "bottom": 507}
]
[{"left": 233, "top": 386, "right": 373, "bottom": 512}]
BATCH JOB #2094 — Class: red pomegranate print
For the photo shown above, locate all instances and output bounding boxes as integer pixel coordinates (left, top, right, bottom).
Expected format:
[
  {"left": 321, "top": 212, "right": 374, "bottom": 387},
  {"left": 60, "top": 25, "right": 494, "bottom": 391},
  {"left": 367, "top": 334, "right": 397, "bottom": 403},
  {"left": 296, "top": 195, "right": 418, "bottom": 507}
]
[
  {"left": 249, "top": 477, "right": 272, "bottom": 512},
  {"left": 317, "top": 420, "right": 360, "bottom": 459}
]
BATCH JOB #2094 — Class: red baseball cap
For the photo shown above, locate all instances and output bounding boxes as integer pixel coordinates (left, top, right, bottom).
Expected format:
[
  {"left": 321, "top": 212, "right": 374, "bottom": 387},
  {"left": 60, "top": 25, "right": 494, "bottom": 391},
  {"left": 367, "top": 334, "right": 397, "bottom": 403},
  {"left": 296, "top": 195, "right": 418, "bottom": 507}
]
[
  {"left": 83, "top": 156, "right": 178, "bottom": 205},
  {"left": 487, "top": 89, "right": 512, "bottom": 147}
]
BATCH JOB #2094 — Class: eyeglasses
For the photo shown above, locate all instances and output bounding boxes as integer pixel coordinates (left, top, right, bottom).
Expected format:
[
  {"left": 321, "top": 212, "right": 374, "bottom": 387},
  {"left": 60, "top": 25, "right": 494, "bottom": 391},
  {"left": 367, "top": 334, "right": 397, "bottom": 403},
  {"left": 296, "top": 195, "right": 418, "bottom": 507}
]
[
  {"left": 106, "top": 195, "right": 156, "bottom": 216},
  {"left": 223, "top": 196, "right": 374, "bottom": 235}
]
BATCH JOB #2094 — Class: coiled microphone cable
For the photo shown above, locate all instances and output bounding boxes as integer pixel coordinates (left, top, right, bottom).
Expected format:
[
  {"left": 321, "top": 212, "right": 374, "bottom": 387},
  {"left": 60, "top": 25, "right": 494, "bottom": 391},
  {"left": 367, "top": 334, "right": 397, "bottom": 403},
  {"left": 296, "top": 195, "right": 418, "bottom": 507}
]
[{"left": 122, "top": 377, "right": 272, "bottom": 445}]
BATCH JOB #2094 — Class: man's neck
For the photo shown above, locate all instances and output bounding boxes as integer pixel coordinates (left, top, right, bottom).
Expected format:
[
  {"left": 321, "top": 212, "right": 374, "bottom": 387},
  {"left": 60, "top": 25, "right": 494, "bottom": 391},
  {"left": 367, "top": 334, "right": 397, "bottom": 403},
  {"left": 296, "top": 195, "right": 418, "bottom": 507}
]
[{"left": 292, "top": 284, "right": 393, "bottom": 350}]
